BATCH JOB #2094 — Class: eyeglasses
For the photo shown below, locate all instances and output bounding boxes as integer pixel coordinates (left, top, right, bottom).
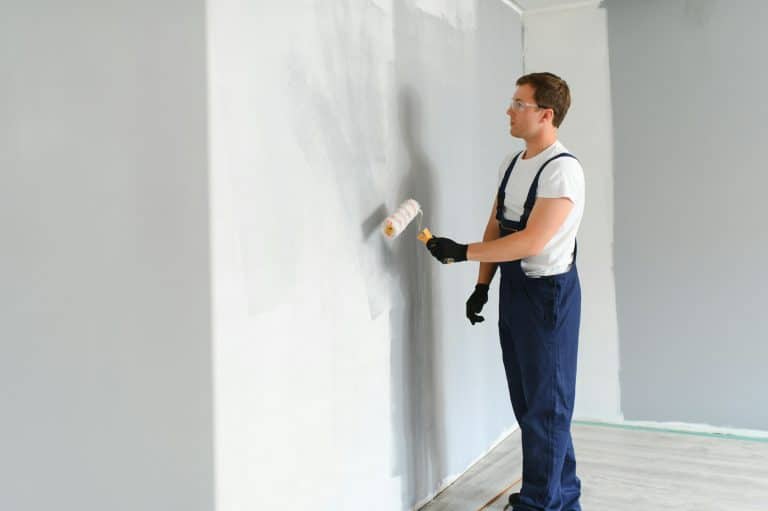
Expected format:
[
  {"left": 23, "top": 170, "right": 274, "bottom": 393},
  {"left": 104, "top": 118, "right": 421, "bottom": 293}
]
[{"left": 508, "top": 99, "right": 553, "bottom": 112}]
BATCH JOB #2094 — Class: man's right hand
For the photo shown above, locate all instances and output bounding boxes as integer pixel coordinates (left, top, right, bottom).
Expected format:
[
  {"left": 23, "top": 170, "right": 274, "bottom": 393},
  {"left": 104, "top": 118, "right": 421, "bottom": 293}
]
[{"left": 466, "top": 283, "right": 490, "bottom": 325}]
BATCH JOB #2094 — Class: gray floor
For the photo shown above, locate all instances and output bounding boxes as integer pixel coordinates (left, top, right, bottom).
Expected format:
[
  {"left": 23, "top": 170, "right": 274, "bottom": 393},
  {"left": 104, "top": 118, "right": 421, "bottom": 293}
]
[{"left": 419, "top": 422, "right": 768, "bottom": 511}]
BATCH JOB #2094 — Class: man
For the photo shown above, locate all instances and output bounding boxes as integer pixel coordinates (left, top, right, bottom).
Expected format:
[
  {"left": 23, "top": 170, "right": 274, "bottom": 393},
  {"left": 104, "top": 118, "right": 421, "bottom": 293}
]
[{"left": 425, "top": 72, "right": 584, "bottom": 511}]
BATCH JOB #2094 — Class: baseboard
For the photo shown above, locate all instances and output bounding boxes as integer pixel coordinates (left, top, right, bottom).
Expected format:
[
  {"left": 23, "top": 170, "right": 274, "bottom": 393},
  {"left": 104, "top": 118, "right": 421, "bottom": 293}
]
[{"left": 573, "top": 417, "right": 768, "bottom": 443}]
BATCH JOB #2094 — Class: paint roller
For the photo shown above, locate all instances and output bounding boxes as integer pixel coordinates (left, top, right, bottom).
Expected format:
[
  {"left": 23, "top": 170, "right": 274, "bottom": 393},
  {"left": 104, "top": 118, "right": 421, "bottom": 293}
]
[{"left": 382, "top": 198, "right": 433, "bottom": 244}]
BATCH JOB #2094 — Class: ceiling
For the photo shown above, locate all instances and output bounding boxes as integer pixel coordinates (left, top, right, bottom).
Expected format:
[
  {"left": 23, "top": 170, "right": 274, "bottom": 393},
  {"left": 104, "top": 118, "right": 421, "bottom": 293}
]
[{"left": 511, "top": 0, "right": 603, "bottom": 12}]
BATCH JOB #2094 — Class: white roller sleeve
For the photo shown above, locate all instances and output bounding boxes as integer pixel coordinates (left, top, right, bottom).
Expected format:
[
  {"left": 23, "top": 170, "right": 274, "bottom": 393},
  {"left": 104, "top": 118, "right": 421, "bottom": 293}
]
[{"left": 382, "top": 199, "right": 421, "bottom": 239}]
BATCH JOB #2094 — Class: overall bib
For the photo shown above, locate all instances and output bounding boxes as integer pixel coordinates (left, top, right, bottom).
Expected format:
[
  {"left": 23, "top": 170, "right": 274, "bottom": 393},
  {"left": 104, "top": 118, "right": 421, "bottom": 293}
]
[{"left": 497, "top": 151, "right": 582, "bottom": 511}]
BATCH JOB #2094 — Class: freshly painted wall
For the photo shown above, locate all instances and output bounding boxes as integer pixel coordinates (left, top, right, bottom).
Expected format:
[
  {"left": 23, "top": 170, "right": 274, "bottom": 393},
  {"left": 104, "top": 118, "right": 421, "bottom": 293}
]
[
  {"left": 0, "top": 2, "right": 214, "bottom": 510},
  {"left": 604, "top": 0, "right": 768, "bottom": 430}
]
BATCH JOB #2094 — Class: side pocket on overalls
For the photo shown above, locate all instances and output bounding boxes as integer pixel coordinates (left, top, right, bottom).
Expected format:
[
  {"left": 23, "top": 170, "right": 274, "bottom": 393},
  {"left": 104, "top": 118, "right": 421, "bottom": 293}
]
[
  {"left": 522, "top": 276, "right": 559, "bottom": 330},
  {"left": 550, "top": 278, "right": 561, "bottom": 330}
]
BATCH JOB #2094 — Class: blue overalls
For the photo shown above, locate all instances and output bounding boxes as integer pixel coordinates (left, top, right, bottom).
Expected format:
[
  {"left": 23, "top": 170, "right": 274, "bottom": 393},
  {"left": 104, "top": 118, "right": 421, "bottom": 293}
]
[{"left": 497, "top": 151, "right": 582, "bottom": 511}]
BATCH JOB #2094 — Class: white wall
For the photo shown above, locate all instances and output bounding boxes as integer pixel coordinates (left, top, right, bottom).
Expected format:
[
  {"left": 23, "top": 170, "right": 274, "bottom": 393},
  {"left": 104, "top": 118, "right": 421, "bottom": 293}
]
[
  {"left": 0, "top": 2, "right": 214, "bottom": 510},
  {"left": 523, "top": 2, "right": 623, "bottom": 422},
  {"left": 207, "top": 1, "right": 524, "bottom": 509}
]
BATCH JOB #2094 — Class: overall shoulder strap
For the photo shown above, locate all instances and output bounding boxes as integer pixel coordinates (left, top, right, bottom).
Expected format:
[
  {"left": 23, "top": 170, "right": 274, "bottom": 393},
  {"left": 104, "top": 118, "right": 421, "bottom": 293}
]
[
  {"left": 495, "top": 150, "right": 524, "bottom": 221},
  {"left": 520, "top": 152, "right": 578, "bottom": 222},
  {"left": 520, "top": 152, "right": 580, "bottom": 265}
]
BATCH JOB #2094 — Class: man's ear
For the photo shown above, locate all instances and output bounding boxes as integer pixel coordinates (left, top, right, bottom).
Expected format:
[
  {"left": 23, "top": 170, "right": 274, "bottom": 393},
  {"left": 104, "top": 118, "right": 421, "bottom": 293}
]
[{"left": 540, "top": 108, "right": 554, "bottom": 125}]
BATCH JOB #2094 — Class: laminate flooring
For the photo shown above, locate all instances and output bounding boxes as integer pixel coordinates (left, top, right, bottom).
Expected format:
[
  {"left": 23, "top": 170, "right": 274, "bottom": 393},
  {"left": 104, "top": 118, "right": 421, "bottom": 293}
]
[{"left": 418, "top": 422, "right": 768, "bottom": 511}]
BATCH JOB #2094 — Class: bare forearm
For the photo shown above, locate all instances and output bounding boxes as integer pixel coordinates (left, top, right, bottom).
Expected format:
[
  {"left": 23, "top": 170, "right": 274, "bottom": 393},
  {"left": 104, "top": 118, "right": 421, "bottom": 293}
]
[
  {"left": 477, "top": 222, "right": 500, "bottom": 284},
  {"left": 467, "top": 230, "right": 538, "bottom": 263}
]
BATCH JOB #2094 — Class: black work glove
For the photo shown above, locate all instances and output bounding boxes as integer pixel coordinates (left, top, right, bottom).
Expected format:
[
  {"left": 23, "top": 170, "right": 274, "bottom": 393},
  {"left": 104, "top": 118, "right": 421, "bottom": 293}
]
[
  {"left": 426, "top": 236, "right": 468, "bottom": 264},
  {"left": 466, "top": 283, "right": 489, "bottom": 325}
]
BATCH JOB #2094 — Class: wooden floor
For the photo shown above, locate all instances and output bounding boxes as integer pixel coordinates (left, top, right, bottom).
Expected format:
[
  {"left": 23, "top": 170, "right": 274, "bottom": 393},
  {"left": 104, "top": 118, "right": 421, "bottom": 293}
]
[{"left": 419, "top": 422, "right": 768, "bottom": 511}]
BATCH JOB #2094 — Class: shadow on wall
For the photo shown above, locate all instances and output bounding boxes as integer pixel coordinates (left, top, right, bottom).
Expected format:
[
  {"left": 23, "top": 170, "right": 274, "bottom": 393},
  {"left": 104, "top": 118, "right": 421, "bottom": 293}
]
[
  {"left": 279, "top": 1, "right": 452, "bottom": 505},
  {"left": 388, "top": 86, "right": 445, "bottom": 509}
]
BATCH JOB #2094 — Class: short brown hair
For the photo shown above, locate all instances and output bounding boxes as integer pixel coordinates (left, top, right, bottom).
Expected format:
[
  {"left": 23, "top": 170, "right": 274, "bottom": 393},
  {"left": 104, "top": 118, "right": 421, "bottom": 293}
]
[{"left": 516, "top": 72, "right": 571, "bottom": 128}]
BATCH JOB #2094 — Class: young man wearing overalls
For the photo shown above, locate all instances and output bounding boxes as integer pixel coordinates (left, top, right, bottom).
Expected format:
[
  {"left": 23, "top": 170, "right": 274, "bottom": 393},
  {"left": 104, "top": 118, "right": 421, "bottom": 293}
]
[{"left": 425, "top": 72, "right": 584, "bottom": 511}]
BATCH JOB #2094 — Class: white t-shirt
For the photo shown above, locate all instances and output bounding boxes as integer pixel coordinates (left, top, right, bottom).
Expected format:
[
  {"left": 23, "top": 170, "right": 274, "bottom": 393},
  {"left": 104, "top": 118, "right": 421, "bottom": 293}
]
[{"left": 496, "top": 140, "right": 585, "bottom": 277}]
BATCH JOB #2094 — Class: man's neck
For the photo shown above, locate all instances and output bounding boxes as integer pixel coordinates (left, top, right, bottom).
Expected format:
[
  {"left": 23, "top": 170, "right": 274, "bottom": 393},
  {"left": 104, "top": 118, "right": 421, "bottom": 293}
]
[{"left": 523, "top": 133, "right": 557, "bottom": 159}]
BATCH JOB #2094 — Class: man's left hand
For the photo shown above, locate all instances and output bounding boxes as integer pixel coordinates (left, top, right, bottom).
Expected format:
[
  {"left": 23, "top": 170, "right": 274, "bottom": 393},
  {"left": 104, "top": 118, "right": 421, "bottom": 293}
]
[{"left": 426, "top": 236, "right": 468, "bottom": 264}]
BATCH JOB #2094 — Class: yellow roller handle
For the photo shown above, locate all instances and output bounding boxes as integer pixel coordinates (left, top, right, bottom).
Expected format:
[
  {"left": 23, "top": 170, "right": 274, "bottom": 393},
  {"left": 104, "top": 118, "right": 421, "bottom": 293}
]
[{"left": 417, "top": 227, "right": 433, "bottom": 245}]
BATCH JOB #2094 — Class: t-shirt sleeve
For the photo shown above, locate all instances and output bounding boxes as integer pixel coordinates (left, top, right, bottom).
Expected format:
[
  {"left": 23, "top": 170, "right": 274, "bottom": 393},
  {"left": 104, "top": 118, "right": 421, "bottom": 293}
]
[{"left": 536, "top": 158, "right": 584, "bottom": 202}]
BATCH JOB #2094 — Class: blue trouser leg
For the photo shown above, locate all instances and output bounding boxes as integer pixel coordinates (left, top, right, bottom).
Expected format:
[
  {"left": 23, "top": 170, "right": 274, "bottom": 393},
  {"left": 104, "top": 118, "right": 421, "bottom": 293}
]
[
  {"left": 499, "top": 261, "right": 582, "bottom": 511},
  {"left": 560, "top": 432, "right": 582, "bottom": 511},
  {"left": 558, "top": 271, "right": 582, "bottom": 511},
  {"left": 499, "top": 318, "right": 528, "bottom": 425}
]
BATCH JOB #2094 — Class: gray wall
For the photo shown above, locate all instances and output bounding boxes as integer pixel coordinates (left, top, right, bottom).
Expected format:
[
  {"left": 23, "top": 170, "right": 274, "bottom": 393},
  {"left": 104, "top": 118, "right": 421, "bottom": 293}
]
[
  {"left": 0, "top": 2, "right": 214, "bottom": 510},
  {"left": 605, "top": 0, "right": 768, "bottom": 430}
]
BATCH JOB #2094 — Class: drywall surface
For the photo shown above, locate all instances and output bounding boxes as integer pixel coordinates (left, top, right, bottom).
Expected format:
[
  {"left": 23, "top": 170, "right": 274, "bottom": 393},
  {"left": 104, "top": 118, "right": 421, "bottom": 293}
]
[
  {"left": 0, "top": 2, "right": 214, "bottom": 510},
  {"left": 604, "top": 0, "right": 768, "bottom": 429},
  {"left": 523, "top": 4, "right": 623, "bottom": 422},
  {"left": 207, "top": 0, "right": 523, "bottom": 509}
]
